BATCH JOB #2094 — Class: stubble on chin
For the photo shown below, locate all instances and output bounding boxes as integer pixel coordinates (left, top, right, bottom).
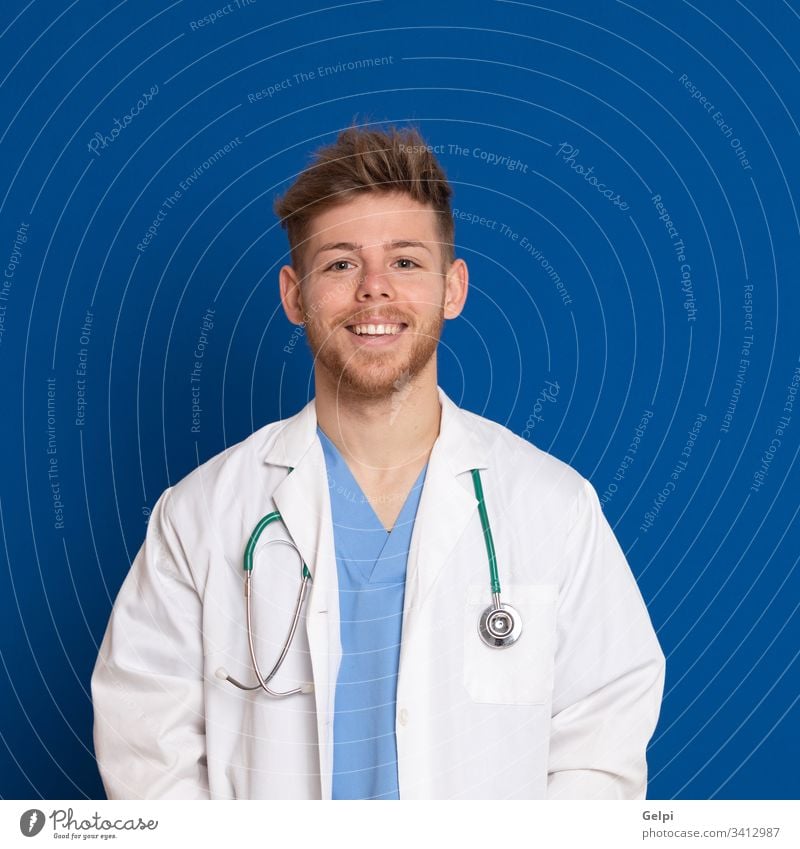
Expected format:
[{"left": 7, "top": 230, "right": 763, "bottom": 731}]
[{"left": 304, "top": 312, "right": 444, "bottom": 401}]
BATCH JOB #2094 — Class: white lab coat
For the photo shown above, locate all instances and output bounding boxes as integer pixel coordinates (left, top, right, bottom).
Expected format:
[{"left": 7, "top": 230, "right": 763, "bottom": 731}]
[{"left": 91, "top": 387, "right": 665, "bottom": 800}]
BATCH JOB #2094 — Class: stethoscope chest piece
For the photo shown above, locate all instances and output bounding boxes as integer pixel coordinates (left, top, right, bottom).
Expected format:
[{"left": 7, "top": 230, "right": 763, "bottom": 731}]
[{"left": 479, "top": 602, "right": 522, "bottom": 648}]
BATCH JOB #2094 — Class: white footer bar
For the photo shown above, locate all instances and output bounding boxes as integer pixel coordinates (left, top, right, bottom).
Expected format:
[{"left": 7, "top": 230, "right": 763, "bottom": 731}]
[{"left": 2, "top": 800, "right": 797, "bottom": 848}]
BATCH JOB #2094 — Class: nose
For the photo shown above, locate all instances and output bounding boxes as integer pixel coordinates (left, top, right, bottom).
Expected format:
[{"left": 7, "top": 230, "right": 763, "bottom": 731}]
[{"left": 355, "top": 260, "right": 395, "bottom": 301}]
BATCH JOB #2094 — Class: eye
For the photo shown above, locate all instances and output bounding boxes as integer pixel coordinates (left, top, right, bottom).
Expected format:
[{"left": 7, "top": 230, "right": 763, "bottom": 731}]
[
  {"left": 394, "top": 257, "right": 419, "bottom": 269},
  {"left": 326, "top": 259, "right": 355, "bottom": 272}
]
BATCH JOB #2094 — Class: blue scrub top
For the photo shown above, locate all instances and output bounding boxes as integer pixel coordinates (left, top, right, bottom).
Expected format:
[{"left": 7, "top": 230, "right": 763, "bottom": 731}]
[{"left": 318, "top": 426, "right": 428, "bottom": 800}]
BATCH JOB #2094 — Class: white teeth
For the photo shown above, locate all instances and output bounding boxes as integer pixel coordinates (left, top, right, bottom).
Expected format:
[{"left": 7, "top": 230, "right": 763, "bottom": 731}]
[{"left": 350, "top": 323, "right": 402, "bottom": 336}]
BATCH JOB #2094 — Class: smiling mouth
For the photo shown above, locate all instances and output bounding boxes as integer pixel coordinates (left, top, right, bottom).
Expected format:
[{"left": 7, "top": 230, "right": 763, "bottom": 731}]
[{"left": 345, "top": 322, "right": 408, "bottom": 336}]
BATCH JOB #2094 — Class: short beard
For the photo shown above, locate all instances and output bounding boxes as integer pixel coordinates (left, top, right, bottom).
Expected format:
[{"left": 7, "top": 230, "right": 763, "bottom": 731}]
[{"left": 304, "top": 306, "right": 444, "bottom": 401}]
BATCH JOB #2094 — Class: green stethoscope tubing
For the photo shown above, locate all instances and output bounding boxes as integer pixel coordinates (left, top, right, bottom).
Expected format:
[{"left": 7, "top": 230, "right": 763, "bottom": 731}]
[
  {"left": 469, "top": 469, "right": 521, "bottom": 647},
  {"left": 470, "top": 468, "right": 500, "bottom": 595},
  {"left": 244, "top": 511, "right": 312, "bottom": 580},
  {"left": 223, "top": 466, "right": 522, "bottom": 697},
  {"left": 219, "top": 466, "right": 314, "bottom": 697},
  {"left": 244, "top": 466, "right": 311, "bottom": 579}
]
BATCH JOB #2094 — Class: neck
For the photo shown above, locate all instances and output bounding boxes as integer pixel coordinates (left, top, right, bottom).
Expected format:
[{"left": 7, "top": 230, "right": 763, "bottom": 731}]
[{"left": 313, "top": 360, "right": 441, "bottom": 472}]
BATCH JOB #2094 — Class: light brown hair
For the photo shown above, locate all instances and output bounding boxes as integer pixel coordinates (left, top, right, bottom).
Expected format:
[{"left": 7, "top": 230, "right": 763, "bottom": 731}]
[{"left": 273, "top": 123, "right": 455, "bottom": 278}]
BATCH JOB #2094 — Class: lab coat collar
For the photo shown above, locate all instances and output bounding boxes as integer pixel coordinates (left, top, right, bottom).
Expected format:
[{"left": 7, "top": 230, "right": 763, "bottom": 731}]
[{"left": 259, "top": 386, "right": 490, "bottom": 473}]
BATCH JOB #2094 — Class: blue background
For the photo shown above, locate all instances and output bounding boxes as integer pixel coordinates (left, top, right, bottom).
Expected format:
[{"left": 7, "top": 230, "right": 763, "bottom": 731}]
[{"left": 1, "top": 0, "right": 798, "bottom": 800}]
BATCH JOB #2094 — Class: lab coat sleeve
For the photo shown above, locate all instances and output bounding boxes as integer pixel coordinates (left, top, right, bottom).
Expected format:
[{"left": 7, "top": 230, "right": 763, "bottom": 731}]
[
  {"left": 546, "top": 478, "right": 665, "bottom": 799},
  {"left": 91, "top": 487, "right": 210, "bottom": 799}
]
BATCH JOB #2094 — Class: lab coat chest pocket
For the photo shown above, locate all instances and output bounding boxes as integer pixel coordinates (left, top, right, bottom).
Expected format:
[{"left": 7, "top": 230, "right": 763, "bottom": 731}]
[{"left": 463, "top": 583, "right": 558, "bottom": 705}]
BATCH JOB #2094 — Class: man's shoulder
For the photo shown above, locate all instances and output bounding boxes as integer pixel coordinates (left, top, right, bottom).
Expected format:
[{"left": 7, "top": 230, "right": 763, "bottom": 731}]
[
  {"left": 460, "top": 405, "right": 587, "bottom": 505},
  {"left": 162, "top": 410, "right": 299, "bottom": 511}
]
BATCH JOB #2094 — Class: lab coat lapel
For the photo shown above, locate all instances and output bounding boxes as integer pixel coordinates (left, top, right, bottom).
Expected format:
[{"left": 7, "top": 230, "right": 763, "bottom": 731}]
[
  {"left": 402, "top": 390, "right": 491, "bottom": 634},
  {"left": 261, "top": 398, "right": 341, "bottom": 800}
]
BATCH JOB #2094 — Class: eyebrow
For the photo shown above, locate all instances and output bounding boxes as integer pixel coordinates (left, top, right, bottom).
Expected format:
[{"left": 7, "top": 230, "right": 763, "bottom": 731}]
[{"left": 313, "top": 239, "right": 434, "bottom": 260}]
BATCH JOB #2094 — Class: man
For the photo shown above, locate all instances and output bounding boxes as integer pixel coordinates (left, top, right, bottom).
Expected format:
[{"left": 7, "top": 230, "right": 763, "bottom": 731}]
[{"left": 92, "top": 124, "right": 665, "bottom": 800}]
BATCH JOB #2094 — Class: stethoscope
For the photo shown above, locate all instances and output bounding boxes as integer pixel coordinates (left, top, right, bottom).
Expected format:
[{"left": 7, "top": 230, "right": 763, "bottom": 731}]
[{"left": 216, "top": 467, "right": 522, "bottom": 698}]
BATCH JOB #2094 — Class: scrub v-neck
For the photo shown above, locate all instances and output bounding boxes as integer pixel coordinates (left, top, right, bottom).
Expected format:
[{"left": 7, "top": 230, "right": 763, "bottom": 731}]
[
  {"left": 318, "top": 425, "right": 428, "bottom": 799},
  {"left": 317, "top": 426, "right": 427, "bottom": 585}
]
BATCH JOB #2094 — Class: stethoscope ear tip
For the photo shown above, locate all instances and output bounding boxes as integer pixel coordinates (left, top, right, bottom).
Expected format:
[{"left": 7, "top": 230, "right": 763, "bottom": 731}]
[
  {"left": 301, "top": 682, "right": 314, "bottom": 694},
  {"left": 215, "top": 667, "right": 230, "bottom": 681}
]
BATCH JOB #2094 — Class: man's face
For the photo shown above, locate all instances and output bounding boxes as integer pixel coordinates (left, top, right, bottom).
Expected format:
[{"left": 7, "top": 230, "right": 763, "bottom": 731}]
[{"left": 280, "top": 191, "right": 467, "bottom": 400}]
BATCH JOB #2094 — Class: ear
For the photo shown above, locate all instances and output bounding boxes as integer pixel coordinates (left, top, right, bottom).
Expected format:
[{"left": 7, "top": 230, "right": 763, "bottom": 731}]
[
  {"left": 279, "top": 264, "right": 305, "bottom": 324},
  {"left": 443, "top": 257, "right": 468, "bottom": 320}
]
